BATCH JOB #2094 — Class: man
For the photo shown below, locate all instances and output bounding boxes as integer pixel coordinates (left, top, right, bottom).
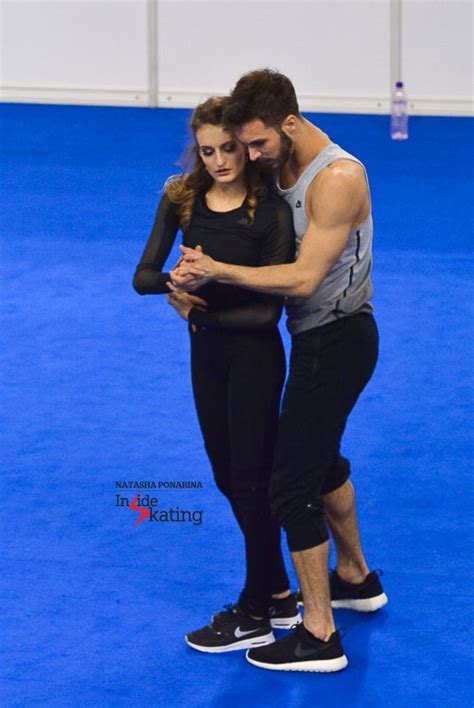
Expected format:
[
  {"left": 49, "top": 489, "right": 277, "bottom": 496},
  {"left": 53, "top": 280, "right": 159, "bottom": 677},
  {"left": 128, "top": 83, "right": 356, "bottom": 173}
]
[{"left": 171, "top": 69, "right": 388, "bottom": 672}]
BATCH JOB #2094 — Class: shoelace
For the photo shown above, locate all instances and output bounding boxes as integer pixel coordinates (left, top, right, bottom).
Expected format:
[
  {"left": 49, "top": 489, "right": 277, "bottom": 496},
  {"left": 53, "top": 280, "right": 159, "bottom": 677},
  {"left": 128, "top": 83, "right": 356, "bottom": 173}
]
[{"left": 212, "top": 603, "right": 239, "bottom": 626}]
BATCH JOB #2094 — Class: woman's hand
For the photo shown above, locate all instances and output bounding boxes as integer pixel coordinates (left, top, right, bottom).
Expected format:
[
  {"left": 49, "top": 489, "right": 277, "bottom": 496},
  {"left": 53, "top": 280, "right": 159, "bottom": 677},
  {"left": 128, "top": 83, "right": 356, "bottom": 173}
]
[{"left": 165, "top": 285, "right": 208, "bottom": 323}]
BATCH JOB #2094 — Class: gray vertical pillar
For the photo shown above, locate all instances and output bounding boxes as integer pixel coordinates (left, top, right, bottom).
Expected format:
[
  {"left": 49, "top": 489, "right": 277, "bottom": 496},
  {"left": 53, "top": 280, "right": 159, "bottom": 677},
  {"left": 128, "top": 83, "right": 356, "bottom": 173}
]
[
  {"left": 391, "top": 0, "right": 402, "bottom": 88},
  {"left": 147, "top": 0, "right": 158, "bottom": 107}
]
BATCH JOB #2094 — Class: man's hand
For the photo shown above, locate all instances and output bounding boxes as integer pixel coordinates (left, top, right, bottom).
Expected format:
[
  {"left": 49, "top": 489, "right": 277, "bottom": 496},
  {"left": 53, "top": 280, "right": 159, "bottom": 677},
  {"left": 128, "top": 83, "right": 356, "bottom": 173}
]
[
  {"left": 178, "top": 245, "right": 218, "bottom": 277},
  {"left": 170, "top": 244, "right": 219, "bottom": 291},
  {"left": 170, "top": 267, "right": 209, "bottom": 292}
]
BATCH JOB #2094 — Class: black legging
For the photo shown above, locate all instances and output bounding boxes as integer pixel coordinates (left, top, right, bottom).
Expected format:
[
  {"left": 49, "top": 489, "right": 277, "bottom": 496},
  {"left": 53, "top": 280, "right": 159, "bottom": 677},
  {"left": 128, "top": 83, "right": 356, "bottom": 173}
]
[{"left": 190, "top": 324, "right": 289, "bottom": 618}]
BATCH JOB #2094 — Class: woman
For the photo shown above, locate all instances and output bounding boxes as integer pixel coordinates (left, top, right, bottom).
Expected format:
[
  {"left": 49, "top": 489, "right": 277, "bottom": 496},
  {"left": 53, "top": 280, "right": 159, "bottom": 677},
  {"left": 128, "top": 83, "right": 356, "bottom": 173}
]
[{"left": 132, "top": 97, "right": 300, "bottom": 653}]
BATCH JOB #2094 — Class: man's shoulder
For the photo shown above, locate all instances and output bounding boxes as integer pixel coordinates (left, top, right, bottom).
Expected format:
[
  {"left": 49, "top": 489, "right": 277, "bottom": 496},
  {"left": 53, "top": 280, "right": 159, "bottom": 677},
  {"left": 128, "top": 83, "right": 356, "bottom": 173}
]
[
  {"left": 305, "top": 161, "right": 368, "bottom": 223},
  {"left": 319, "top": 157, "right": 365, "bottom": 183},
  {"left": 308, "top": 159, "right": 366, "bottom": 202}
]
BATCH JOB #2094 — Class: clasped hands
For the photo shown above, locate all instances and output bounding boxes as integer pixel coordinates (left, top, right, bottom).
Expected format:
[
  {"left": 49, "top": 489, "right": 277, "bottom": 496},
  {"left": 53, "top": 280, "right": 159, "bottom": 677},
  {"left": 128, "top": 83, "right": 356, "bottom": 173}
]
[
  {"left": 165, "top": 245, "right": 215, "bottom": 325},
  {"left": 169, "top": 245, "right": 216, "bottom": 292}
]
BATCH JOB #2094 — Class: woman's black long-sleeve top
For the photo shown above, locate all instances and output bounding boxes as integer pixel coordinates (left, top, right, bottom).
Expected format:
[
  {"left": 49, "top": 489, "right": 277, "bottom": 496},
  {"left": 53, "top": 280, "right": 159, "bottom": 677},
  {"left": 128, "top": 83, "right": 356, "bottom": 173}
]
[{"left": 132, "top": 189, "right": 295, "bottom": 330}]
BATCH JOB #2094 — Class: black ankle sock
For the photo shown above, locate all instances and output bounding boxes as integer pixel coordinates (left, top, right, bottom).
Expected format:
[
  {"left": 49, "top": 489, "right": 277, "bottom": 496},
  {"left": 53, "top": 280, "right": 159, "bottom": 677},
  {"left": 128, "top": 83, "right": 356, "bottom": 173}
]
[{"left": 237, "top": 598, "right": 268, "bottom": 621}]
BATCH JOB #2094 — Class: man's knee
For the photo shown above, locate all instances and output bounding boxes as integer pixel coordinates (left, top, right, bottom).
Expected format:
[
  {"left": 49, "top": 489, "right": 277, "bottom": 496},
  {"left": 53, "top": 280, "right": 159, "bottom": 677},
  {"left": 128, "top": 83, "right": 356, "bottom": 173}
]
[
  {"left": 285, "top": 504, "right": 329, "bottom": 552},
  {"left": 320, "top": 456, "right": 351, "bottom": 496},
  {"left": 269, "top": 476, "right": 329, "bottom": 552},
  {"left": 322, "top": 479, "right": 355, "bottom": 522}
]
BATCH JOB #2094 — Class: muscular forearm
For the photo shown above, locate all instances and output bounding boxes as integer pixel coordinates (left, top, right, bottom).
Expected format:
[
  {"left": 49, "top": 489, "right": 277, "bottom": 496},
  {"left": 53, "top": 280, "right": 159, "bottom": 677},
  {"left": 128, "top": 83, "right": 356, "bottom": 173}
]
[
  {"left": 214, "top": 261, "right": 315, "bottom": 298},
  {"left": 176, "top": 243, "right": 335, "bottom": 298}
]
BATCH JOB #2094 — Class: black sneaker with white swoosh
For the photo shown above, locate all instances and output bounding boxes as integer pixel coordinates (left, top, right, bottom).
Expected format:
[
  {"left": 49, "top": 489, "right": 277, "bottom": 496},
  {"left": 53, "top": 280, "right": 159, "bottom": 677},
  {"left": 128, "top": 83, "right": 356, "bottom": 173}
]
[
  {"left": 185, "top": 603, "right": 275, "bottom": 653},
  {"left": 246, "top": 623, "right": 347, "bottom": 672}
]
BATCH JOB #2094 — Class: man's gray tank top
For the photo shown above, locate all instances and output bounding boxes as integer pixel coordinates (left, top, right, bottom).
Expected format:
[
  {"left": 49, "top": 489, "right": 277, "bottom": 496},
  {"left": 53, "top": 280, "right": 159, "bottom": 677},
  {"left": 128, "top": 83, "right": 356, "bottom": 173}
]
[{"left": 275, "top": 143, "right": 374, "bottom": 335}]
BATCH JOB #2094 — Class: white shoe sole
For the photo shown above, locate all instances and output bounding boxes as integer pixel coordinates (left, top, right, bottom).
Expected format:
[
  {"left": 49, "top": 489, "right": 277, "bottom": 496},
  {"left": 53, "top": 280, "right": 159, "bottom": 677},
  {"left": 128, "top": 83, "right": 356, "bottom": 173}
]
[
  {"left": 297, "top": 593, "right": 388, "bottom": 612},
  {"left": 246, "top": 651, "right": 348, "bottom": 672},
  {"left": 185, "top": 631, "right": 275, "bottom": 653},
  {"left": 270, "top": 613, "right": 302, "bottom": 630},
  {"left": 331, "top": 592, "right": 388, "bottom": 612}
]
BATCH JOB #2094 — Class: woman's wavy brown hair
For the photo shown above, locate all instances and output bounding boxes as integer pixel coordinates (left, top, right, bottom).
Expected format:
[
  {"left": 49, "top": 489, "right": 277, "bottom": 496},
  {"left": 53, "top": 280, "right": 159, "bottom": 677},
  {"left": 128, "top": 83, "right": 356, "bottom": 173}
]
[{"left": 165, "top": 96, "right": 267, "bottom": 230}]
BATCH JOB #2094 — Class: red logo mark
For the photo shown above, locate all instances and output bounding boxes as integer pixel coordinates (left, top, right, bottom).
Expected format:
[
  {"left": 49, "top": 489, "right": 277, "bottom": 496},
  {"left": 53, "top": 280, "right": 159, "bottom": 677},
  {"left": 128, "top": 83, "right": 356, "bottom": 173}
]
[{"left": 130, "top": 493, "right": 149, "bottom": 525}]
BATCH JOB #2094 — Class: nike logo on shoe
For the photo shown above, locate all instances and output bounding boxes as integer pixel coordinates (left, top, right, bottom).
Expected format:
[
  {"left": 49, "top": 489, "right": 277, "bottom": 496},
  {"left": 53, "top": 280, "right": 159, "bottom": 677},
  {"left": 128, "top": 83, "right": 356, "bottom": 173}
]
[
  {"left": 235, "top": 627, "right": 260, "bottom": 638},
  {"left": 294, "top": 642, "right": 319, "bottom": 658}
]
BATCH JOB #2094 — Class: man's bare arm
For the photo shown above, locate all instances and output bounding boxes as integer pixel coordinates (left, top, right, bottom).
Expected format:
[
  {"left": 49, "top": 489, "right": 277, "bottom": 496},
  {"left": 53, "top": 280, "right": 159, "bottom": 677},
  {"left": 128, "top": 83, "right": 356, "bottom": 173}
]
[{"left": 173, "top": 166, "right": 367, "bottom": 298}]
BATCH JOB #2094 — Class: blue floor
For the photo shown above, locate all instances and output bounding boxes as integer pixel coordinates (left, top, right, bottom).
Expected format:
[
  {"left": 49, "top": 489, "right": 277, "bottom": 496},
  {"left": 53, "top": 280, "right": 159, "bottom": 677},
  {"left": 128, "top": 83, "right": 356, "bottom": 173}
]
[{"left": 1, "top": 104, "right": 473, "bottom": 707}]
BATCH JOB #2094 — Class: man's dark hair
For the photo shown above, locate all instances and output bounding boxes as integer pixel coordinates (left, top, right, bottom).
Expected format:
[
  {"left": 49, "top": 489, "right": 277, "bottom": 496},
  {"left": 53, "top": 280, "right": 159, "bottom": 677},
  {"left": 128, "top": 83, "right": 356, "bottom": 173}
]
[{"left": 223, "top": 68, "right": 301, "bottom": 129}]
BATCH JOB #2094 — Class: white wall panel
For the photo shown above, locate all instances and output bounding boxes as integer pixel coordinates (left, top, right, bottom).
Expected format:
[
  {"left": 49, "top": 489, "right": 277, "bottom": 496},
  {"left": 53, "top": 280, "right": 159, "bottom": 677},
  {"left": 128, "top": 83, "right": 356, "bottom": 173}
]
[
  {"left": 157, "top": 0, "right": 392, "bottom": 113},
  {"left": 0, "top": 0, "right": 149, "bottom": 105},
  {"left": 402, "top": 0, "right": 473, "bottom": 108},
  {"left": 0, "top": 0, "right": 472, "bottom": 114}
]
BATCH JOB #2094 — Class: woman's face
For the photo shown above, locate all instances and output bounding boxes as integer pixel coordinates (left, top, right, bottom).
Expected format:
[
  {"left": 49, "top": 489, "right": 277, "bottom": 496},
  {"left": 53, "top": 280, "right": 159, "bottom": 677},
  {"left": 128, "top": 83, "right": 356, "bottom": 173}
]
[{"left": 195, "top": 124, "right": 246, "bottom": 184}]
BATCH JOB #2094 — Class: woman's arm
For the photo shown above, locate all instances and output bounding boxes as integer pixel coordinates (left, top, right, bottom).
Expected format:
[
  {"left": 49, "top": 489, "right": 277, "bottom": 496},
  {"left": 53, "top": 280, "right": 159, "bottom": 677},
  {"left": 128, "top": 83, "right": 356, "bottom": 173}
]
[
  {"left": 184, "top": 199, "right": 296, "bottom": 330},
  {"left": 132, "top": 193, "right": 180, "bottom": 295}
]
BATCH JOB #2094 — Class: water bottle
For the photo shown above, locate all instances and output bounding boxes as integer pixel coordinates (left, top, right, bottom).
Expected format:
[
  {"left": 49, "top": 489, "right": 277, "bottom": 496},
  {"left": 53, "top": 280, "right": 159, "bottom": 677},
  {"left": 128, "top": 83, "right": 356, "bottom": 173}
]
[{"left": 391, "top": 81, "right": 408, "bottom": 140}]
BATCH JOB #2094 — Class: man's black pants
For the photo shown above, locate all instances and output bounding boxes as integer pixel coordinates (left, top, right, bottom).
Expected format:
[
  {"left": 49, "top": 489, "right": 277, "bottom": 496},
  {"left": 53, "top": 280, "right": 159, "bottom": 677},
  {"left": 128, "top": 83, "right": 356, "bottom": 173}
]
[{"left": 269, "top": 313, "right": 379, "bottom": 552}]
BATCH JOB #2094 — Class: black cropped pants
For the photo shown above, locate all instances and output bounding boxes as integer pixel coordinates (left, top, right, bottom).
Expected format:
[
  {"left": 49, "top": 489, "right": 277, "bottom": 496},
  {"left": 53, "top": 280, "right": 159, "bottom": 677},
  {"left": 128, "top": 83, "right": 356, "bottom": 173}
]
[
  {"left": 269, "top": 313, "right": 379, "bottom": 552},
  {"left": 190, "top": 325, "right": 290, "bottom": 618}
]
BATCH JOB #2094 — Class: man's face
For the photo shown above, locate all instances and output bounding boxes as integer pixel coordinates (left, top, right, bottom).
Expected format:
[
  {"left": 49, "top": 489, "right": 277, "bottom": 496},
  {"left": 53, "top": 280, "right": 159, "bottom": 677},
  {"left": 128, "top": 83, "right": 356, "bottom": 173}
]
[{"left": 235, "top": 119, "right": 293, "bottom": 169}]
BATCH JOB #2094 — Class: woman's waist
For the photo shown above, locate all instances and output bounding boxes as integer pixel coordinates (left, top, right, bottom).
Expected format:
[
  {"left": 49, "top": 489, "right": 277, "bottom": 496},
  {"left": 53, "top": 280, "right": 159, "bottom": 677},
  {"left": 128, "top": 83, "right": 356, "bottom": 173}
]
[
  {"left": 194, "top": 281, "right": 256, "bottom": 308},
  {"left": 188, "top": 322, "right": 282, "bottom": 340}
]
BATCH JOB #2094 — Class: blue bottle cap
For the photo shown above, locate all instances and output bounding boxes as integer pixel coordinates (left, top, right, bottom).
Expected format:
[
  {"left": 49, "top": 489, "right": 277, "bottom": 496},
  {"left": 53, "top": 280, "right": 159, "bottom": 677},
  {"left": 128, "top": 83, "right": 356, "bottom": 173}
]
[{"left": 396, "top": 81, "right": 404, "bottom": 88}]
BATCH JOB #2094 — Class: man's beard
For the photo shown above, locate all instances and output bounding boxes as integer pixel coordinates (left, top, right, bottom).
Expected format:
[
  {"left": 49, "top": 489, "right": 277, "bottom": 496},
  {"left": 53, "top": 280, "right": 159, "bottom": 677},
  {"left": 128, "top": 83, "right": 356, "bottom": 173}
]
[
  {"left": 258, "top": 131, "right": 293, "bottom": 171},
  {"left": 276, "top": 130, "right": 293, "bottom": 167}
]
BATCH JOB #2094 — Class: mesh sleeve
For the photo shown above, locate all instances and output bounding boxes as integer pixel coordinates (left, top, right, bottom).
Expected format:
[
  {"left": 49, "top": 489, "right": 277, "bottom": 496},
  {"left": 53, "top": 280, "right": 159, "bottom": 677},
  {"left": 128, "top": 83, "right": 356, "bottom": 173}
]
[{"left": 132, "top": 193, "right": 180, "bottom": 295}]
